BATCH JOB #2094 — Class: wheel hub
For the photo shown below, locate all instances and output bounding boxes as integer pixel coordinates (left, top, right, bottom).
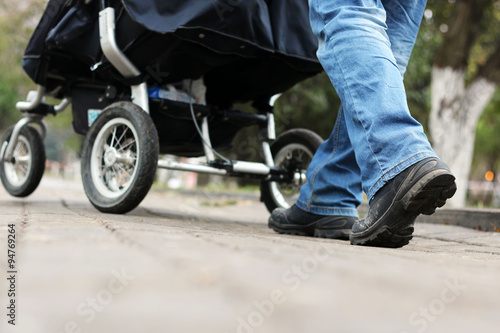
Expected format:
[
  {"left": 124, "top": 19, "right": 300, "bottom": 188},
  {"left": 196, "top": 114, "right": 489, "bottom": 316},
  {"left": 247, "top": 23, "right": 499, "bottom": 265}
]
[{"left": 104, "top": 147, "right": 118, "bottom": 167}]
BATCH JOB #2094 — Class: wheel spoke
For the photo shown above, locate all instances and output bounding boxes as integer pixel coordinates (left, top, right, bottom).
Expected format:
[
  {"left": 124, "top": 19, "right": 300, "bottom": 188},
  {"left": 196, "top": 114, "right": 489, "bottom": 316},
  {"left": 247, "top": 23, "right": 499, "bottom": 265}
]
[
  {"left": 18, "top": 163, "right": 28, "bottom": 173},
  {"left": 108, "top": 165, "right": 118, "bottom": 185},
  {"left": 115, "top": 162, "right": 133, "bottom": 180},
  {"left": 115, "top": 126, "right": 129, "bottom": 150},
  {"left": 109, "top": 127, "right": 117, "bottom": 148},
  {"left": 100, "top": 167, "right": 108, "bottom": 183},
  {"left": 295, "top": 150, "right": 305, "bottom": 161},
  {"left": 14, "top": 145, "right": 26, "bottom": 157},
  {"left": 117, "top": 138, "right": 136, "bottom": 152},
  {"left": 100, "top": 164, "right": 109, "bottom": 176},
  {"left": 106, "top": 168, "right": 115, "bottom": 185}
]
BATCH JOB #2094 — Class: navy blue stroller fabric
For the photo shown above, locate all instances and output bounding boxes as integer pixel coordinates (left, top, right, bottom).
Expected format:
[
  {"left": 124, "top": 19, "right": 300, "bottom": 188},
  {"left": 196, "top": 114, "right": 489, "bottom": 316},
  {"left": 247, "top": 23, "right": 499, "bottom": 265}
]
[
  {"left": 121, "top": 0, "right": 319, "bottom": 62},
  {"left": 23, "top": 0, "right": 322, "bottom": 105}
]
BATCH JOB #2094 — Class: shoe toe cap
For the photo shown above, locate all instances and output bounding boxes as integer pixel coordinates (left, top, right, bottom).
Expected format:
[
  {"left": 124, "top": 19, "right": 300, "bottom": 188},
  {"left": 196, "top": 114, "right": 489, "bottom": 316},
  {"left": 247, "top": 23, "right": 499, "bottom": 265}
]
[
  {"left": 269, "top": 208, "right": 288, "bottom": 223},
  {"left": 352, "top": 219, "right": 369, "bottom": 233}
]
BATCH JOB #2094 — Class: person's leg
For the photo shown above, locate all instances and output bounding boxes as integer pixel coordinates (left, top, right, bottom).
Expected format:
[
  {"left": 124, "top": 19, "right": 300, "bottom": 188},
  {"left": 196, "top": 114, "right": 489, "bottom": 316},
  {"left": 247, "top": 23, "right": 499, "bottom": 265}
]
[
  {"left": 268, "top": 0, "right": 426, "bottom": 239},
  {"left": 294, "top": 0, "right": 427, "bottom": 217},
  {"left": 296, "top": 105, "right": 363, "bottom": 218},
  {"left": 269, "top": 0, "right": 456, "bottom": 247},
  {"left": 383, "top": 0, "right": 428, "bottom": 77},
  {"left": 307, "top": 0, "right": 455, "bottom": 247},
  {"left": 347, "top": 0, "right": 455, "bottom": 247},
  {"left": 268, "top": 105, "right": 360, "bottom": 240},
  {"left": 309, "top": 0, "right": 437, "bottom": 199}
]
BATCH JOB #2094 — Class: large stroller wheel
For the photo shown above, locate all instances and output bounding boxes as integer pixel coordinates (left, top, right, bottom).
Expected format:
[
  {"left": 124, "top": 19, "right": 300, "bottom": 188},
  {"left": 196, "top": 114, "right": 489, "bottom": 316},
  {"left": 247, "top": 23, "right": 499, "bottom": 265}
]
[
  {"left": 261, "top": 129, "right": 323, "bottom": 213},
  {"left": 0, "top": 126, "right": 46, "bottom": 197},
  {"left": 81, "top": 102, "right": 159, "bottom": 214}
]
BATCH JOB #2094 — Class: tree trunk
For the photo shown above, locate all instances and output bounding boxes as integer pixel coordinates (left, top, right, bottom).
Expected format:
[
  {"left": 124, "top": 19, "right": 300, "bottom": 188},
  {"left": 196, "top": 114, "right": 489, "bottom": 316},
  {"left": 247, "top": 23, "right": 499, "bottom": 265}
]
[
  {"left": 429, "top": 66, "right": 497, "bottom": 207},
  {"left": 429, "top": 0, "right": 498, "bottom": 207}
]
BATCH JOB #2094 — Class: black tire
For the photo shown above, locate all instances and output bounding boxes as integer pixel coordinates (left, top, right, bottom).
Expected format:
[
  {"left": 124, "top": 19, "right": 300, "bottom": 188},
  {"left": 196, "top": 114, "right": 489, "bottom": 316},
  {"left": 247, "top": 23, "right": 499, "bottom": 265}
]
[
  {"left": 81, "top": 102, "right": 159, "bottom": 214},
  {"left": 261, "top": 128, "right": 323, "bottom": 213},
  {"left": 0, "top": 126, "right": 46, "bottom": 197}
]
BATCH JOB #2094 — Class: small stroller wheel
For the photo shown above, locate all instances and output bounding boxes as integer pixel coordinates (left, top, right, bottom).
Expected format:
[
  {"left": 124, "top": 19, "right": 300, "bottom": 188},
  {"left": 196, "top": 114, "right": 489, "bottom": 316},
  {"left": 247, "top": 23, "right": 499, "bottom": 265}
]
[
  {"left": 0, "top": 126, "right": 46, "bottom": 197},
  {"left": 81, "top": 102, "right": 159, "bottom": 214},
  {"left": 261, "top": 129, "right": 323, "bottom": 214}
]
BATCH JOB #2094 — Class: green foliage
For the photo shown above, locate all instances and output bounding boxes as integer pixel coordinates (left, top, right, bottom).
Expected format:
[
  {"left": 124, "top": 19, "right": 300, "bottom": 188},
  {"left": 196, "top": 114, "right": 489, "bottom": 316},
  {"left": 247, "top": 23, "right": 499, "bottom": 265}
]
[
  {"left": 0, "top": 15, "right": 24, "bottom": 130},
  {"left": 404, "top": 17, "right": 443, "bottom": 131},
  {"left": 467, "top": 2, "right": 500, "bottom": 81},
  {"left": 0, "top": 1, "right": 81, "bottom": 161},
  {"left": 275, "top": 72, "right": 339, "bottom": 139},
  {"left": 0, "top": 2, "right": 46, "bottom": 130},
  {"left": 0, "top": 76, "right": 18, "bottom": 130}
]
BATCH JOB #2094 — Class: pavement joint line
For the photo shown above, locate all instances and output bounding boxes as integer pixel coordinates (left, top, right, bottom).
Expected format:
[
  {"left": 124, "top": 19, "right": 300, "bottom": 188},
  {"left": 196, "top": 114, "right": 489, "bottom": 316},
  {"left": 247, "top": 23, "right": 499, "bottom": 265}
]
[
  {"left": 414, "top": 235, "right": 500, "bottom": 253},
  {"left": 58, "top": 199, "right": 112, "bottom": 226},
  {"left": 141, "top": 208, "right": 284, "bottom": 238},
  {"left": 142, "top": 208, "right": 246, "bottom": 249},
  {"left": 61, "top": 199, "right": 86, "bottom": 215},
  {"left": 60, "top": 200, "right": 201, "bottom": 267},
  {"left": 83, "top": 205, "right": 344, "bottom": 251},
  {"left": 17, "top": 202, "right": 30, "bottom": 235},
  {"left": 143, "top": 207, "right": 253, "bottom": 226}
]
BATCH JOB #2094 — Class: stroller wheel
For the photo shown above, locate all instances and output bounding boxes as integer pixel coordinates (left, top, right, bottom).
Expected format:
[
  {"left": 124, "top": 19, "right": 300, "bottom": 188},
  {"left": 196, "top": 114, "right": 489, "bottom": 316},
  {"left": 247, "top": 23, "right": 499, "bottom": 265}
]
[
  {"left": 0, "top": 126, "right": 46, "bottom": 197},
  {"left": 261, "top": 129, "right": 323, "bottom": 214},
  {"left": 81, "top": 102, "right": 159, "bottom": 214}
]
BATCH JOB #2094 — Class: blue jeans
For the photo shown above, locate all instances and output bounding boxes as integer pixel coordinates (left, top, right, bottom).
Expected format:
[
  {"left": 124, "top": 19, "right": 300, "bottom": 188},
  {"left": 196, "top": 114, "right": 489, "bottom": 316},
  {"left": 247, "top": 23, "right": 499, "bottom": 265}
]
[{"left": 296, "top": 0, "right": 437, "bottom": 217}]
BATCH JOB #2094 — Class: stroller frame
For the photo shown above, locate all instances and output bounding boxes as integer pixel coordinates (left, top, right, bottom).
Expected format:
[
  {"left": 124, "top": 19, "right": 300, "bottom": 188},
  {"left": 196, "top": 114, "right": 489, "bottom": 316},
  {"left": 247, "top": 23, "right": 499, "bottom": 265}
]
[
  {"left": 1, "top": 5, "right": 322, "bottom": 214},
  {"left": 97, "top": 7, "right": 280, "bottom": 180}
]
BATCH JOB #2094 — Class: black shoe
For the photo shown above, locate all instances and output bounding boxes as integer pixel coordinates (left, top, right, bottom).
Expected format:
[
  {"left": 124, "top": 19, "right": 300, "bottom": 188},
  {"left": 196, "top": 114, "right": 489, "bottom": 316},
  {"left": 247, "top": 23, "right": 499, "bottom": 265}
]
[
  {"left": 350, "top": 157, "right": 457, "bottom": 248},
  {"left": 268, "top": 204, "right": 356, "bottom": 240}
]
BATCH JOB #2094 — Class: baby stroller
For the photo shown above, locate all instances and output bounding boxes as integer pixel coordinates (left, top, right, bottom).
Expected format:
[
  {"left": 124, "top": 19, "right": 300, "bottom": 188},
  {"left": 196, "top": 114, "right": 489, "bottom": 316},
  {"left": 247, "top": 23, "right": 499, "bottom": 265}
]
[{"left": 0, "top": 0, "right": 324, "bottom": 214}]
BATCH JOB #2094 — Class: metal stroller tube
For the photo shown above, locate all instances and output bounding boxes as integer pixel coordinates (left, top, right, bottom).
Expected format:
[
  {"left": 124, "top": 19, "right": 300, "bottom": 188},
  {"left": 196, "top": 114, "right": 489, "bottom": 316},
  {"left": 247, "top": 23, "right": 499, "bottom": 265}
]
[
  {"left": 1, "top": 0, "right": 324, "bottom": 214},
  {"left": 2, "top": 86, "right": 70, "bottom": 163},
  {"left": 15, "top": 86, "right": 45, "bottom": 111},
  {"left": 99, "top": 7, "right": 149, "bottom": 113}
]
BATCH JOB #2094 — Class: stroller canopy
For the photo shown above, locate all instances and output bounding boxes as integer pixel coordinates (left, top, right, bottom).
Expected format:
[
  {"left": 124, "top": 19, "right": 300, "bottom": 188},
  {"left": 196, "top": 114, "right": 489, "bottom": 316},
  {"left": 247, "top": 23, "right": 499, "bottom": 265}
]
[
  {"left": 121, "top": 0, "right": 319, "bottom": 62},
  {"left": 23, "top": 0, "right": 322, "bottom": 106}
]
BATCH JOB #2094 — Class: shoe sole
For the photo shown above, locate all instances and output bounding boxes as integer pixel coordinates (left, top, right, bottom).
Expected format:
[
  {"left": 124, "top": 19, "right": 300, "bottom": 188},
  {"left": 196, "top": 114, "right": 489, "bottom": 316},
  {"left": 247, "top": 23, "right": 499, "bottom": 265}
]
[
  {"left": 268, "top": 219, "right": 315, "bottom": 237},
  {"left": 314, "top": 228, "right": 351, "bottom": 240},
  {"left": 350, "top": 170, "right": 457, "bottom": 248},
  {"left": 269, "top": 220, "right": 352, "bottom": 240}
]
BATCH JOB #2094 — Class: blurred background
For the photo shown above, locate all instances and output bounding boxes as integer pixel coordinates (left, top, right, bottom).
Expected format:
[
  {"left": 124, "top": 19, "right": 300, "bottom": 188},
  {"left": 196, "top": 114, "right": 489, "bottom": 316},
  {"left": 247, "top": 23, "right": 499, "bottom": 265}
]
[{"left": 0, "top": 0, "right": 499, "bottom": 208}]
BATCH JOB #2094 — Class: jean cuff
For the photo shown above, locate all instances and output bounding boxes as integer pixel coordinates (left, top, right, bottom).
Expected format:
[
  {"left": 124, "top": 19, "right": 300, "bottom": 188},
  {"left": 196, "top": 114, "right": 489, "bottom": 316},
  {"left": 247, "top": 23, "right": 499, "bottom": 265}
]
[{"left": 296, "top": 200, "right": 359, "bottom": 218}]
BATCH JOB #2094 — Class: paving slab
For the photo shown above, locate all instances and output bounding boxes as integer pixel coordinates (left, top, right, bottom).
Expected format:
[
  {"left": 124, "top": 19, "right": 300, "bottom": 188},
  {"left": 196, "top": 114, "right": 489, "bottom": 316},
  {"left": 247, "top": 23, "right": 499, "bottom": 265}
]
[{"left": 0, "top": 177, "right": 499, "bottom": 333}]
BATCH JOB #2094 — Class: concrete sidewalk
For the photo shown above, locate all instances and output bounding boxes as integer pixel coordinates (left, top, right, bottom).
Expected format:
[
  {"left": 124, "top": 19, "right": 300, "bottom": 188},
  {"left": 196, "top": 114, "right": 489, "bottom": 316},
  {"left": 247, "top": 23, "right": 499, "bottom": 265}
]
[{"left": 0, "top": 177, "right": 499, "bottom": 333}]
